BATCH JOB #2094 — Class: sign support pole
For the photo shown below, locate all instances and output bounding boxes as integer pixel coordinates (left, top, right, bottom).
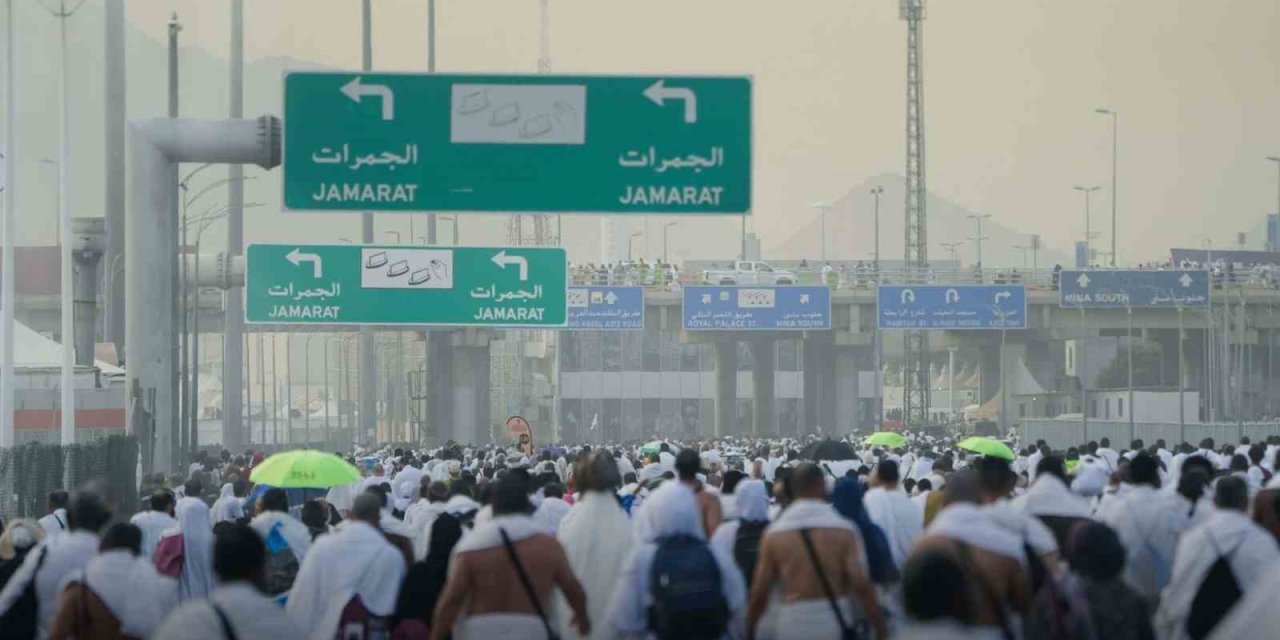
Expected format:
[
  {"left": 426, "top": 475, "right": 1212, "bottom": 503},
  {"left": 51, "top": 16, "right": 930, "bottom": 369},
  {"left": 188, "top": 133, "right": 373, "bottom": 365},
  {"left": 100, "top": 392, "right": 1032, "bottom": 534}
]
[
  {"left": 1127, "top": 304, "right": 1135, "bottom": 444},
  {"left": 1178, "top": 305, "right": 1185, "bottom": 445},
  {"left": 1079, "top": 307, "right": 1088, "bottom": 441}
]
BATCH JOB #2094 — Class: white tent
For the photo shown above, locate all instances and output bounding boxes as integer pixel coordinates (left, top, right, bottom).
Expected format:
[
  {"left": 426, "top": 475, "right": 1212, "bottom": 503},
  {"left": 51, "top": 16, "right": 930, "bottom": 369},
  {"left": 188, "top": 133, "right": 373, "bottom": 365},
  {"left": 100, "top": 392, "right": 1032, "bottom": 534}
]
[{"left": 1, "top": 321, "right": 123, "bottom": 374}]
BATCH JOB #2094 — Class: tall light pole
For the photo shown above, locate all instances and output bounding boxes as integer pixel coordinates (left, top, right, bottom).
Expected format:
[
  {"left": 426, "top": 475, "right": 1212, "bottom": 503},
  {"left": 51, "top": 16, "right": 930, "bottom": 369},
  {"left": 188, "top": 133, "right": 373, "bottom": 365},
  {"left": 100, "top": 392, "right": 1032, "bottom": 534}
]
[
  {"left": 812, "top": 202, "right": 831, "bottom": 262},
  {"left": 941, "top": 241, "right": 961, "bottom": 263},
  {"left": 1268, "top": 157, "right": 1280, "bottom": 250},
  {"left": 2, "top": 1, "right": 15, "bottom": 448},
  {"left": 44, "top": 0, "right": 88, "bottom": 444},
  {"left": 1075, "top": 185, "right": 1101, "bottom": 266},
  {"left": 871, "top": 186, "right": 883, "bottom": 278},
  {"left": 1096, "top": 108, "right": 1118, "bottom": 266},
  {"left": 1013, "top": 243, "right": 1032, "bottom": 268},
  {"left": 663, "top": 222, "right": 678, "bottom": 263},
  {"left": 425, "top": 0, "right": 437, "bottom": 247},
  {"left": 967, "top": 213, "right": 991, "bottom": 272},
  {"left": 358, "top": 0, "right": 378, "bottom": 445}
]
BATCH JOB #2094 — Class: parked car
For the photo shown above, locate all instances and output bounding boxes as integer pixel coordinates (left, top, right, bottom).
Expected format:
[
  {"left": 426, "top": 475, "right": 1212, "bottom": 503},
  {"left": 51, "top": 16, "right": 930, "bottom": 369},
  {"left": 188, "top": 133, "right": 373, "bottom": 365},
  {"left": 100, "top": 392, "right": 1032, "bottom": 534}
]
[{"left": 701, "top": 261, "right": 797, "bottom": 285}]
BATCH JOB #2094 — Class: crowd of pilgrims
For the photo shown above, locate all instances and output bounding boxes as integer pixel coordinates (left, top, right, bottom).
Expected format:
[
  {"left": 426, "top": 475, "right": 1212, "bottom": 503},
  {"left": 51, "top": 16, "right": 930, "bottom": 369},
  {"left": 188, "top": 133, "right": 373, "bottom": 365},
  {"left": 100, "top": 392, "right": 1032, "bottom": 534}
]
[{"left": 2, "top": 433, "right": 1280, "bottom": 639}]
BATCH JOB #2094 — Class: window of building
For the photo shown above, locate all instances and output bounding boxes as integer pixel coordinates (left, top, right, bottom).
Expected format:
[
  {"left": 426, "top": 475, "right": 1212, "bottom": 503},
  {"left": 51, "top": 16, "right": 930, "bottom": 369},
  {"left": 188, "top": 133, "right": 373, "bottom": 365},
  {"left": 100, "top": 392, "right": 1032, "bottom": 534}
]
[{"left": 1118, "top": 398, "right": 1124, "bottom": 418}]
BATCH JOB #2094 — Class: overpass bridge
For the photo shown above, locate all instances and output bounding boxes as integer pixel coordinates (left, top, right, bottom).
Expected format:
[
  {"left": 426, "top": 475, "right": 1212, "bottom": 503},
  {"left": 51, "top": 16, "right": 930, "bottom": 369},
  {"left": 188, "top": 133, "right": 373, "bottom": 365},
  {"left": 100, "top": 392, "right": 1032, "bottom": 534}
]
[{"left": 15, "top": 263, "right": 1279, "bottom": 447}]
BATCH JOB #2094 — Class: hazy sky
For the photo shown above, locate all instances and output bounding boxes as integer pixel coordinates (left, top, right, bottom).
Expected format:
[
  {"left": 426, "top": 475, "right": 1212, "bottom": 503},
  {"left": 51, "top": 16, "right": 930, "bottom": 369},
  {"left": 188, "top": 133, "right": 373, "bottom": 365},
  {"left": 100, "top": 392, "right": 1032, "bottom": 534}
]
[{"left": 15, "top": 0, "right": 1280, "bottom": 264}]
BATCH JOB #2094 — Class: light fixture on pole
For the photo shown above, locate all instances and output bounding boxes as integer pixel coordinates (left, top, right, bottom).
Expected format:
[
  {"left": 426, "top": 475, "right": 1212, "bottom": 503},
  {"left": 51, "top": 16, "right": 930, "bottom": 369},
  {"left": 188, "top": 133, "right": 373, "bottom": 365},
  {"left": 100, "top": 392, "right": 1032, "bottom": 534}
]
[
  {"left": 871, "top": 186, "right": 884, "bottom": 277},
  {"left": 1074, "top": 185, "right": 1101, "bottom": 266},
  {"left": 966, "top": 213, "right": 991, "bottom": 272},
  {"left": 941, "top": 241, "right": 962, "bottom": 264},
  {"left": 1268, "top": 156, "right": 1280, "bottom": 252},
  {"left": 1096, "top": 108, "right": 1118, "bottom": 266},
  {"left": 1013, "top": 243, "right": 1032, "bottom": 268},
  {"left": 811, "top": 202, "right": 831, "bottom": 262}
]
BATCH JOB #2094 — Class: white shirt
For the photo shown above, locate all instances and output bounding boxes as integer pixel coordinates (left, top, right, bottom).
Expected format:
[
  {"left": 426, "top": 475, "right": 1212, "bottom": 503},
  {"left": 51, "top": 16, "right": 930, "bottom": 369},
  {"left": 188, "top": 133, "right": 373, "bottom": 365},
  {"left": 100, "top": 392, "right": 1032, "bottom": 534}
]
[
  {"left": 36, "top": 509, "right": 67, "bottom": 537},
  {"left": 863, "top": 486, "right": 923, "bottom": 568},
  {"left": 0, "top": 529, "right": 99, "bottom": 638},
  {"left": 1155, "top": 510, "right": 1280, "bottom": 639},
  {"left": 1096, "top": 485, "right": 1192, "bottom": 600},
  {"left": 155, "top": 582, "right": 304, "bottom": 640},
  {"left": 286, "top": 520, "right": 406, "bottom": 640},
  {"left": 129, "top": 510, "right": 178, "bottom": 559}
]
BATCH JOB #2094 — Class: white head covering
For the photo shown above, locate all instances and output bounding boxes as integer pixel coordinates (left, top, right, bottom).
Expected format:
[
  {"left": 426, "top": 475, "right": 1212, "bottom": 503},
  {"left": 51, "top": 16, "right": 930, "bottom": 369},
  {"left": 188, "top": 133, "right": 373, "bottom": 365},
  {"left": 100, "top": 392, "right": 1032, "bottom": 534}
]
[
  {"left": 166, "top": 496, "right": 216, "bottom": 600},
  {"left": 634, "top": 482, "right": 703, "bottom": 543},
  {"left": 735, "top": 479, "right": 770, "bottom": 522},
  {"left": 210, "top": 483, "right": 244, "bottom": 525}
]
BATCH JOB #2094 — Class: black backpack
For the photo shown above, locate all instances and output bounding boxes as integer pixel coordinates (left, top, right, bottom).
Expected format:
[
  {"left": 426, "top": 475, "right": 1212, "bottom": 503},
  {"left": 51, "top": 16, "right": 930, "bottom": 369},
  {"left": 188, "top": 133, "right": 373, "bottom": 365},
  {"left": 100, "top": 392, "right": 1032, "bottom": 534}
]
[
  {"left": 647, "top": 534, "right": 729, "bottom": 640},
  {"left": 1186, "top": 534, "right": 1243, "bottom": 640},
  {"left": 0, "top": 547, "right": 47, "bottom": 640},
  {"left": 733, "top": 520, "right": 768, "bottom": 588},
  {"left": 261, "top": 522, "right": 300, "bottom": 597}
]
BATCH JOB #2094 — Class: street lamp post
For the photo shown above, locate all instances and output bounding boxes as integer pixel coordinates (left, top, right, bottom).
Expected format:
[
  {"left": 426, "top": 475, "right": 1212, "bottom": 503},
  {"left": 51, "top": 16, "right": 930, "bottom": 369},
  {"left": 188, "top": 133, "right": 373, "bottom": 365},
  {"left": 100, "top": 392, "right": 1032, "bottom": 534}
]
[
  {"left": 1268, "top": 157, "right": 1280, "bottom": 251},
  {"left": 941, "top": 241, "right": 961, "bottom": 263},
  {"left": 812, "top": 202, "right": 831, "bottom": 262},
  {"left": 967, "top": 214, "right": 991, "bottom": 278},
  {"left": 663, "top": 222, "right": 678, "bottom": 263},
  {"left": 1074, "top": 185, "right": 1101, "bottom": 266},
  {"left": 871, "top": 186, "right": 884, "bottom": 279},
  {"left": 1096, "top": 108, "right": 1118, "bottom": 266}
]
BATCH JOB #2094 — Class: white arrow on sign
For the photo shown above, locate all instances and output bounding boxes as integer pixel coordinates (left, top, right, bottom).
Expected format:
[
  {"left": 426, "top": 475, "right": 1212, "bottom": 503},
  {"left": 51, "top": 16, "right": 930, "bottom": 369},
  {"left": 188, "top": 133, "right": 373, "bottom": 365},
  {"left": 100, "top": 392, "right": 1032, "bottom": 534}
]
[
  {"left": 994, "top": 291, "right": 1011, "bottom": 305},
  {"left": 945, "top": 288, "right": 960, "bottom": 304},
  {"left": 341, "top": 76, "right": 395, "bottom": 121},
  {"left": 644, "top": 79, "right": 698, "bottom": 124},
  {"left": 605, "top": 291, "right": 619, "bottom": 305},
  {"left": 901, "top": 289, "right": 916, "bottom": 304},
  {"left": 491, "top": 250, "right": 529, "bottom": 281},
  {"left": 800, "top": 294, "right": 810, "bottom": 304},
  {"left": 1180, "top": 273, "right": 1194, "bottom": 288},
  {"left": 286, "top": 248, "right": 323, "bottom": 278},
  {"left": 701, "top": 294, "right": 712, "bottom": 304},
  {"left": 1077, "top": 273, "right": 1091, "bottom": 288}
]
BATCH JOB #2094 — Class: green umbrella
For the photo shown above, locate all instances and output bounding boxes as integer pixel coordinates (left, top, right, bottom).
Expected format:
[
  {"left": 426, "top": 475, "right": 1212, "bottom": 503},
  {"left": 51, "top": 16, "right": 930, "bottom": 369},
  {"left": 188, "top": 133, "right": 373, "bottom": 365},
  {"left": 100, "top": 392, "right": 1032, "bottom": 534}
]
[
  {"left": 957, "top": 437, "right": 1016, "bottom": 461},
  {"left": 640, "top": 441, "right": 680, "bottom": 456},
  {"left": 249, "top": 449, "right": 361, "bottom": 488},
  {"left": 864, "top": 432, "right": 907, "bottom": 448}
]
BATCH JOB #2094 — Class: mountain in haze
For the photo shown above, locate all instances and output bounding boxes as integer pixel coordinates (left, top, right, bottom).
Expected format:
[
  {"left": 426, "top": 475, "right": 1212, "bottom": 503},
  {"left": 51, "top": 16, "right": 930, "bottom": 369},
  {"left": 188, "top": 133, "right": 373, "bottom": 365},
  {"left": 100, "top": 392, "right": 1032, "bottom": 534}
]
[{"left": 769, "top": 173, "right": 1071, "bottom": 269}]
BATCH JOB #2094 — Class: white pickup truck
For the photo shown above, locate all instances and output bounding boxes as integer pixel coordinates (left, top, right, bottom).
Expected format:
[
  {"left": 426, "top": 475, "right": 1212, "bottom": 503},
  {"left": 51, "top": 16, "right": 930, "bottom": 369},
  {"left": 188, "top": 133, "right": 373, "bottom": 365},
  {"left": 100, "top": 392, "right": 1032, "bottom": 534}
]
[{"left": 701, "top": 261, "right": 797, "bottom": 285}]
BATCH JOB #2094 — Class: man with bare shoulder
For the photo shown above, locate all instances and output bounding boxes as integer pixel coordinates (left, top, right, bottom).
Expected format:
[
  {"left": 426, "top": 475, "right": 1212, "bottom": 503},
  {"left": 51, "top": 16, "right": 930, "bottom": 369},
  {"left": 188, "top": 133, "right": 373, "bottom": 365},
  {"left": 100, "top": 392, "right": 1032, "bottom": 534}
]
[
  {"left": 746, "top": 463, "right": 886, "bottom": 640},
  {"left": 431, "top": 475, "right": 589, "bottom": 640},
  {"left": 677, "top": 448, "right": 724, "bottom": 538}
]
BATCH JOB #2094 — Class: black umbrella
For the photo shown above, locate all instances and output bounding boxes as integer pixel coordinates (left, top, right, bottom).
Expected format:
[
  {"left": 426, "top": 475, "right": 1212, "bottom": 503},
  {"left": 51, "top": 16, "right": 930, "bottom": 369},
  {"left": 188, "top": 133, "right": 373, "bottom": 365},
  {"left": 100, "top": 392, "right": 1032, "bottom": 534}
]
[{"left": 800, "top": 438, "right": 859, "bottom": 462}]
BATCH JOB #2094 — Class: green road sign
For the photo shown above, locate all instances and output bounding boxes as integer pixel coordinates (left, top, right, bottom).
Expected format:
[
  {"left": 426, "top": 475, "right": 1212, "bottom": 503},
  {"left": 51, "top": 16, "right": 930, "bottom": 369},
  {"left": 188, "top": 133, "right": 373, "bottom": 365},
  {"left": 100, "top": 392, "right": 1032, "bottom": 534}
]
[
  {"left": 283, "top": 72, "right": 751, "bottom": 214},
  {"left": 245, "top": 244, "right": 567, "bottom": 327}
]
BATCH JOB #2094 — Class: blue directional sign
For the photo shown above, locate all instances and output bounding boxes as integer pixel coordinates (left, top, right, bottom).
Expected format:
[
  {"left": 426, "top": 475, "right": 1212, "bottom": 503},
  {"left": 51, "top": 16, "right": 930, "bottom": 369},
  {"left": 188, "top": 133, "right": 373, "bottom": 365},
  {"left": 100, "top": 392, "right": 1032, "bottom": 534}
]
[
  {"left": 878, "top": 285, "right": 1027, "bottom": 330},
  {"left": 1059, "top": 270, "right": 1210, "bottom": 308},
  {"left": 567, "top": 286, "right": 644, "bottom": 330},
  {"left": 683, "top": 286, "right": 830, "bottom": 330}
]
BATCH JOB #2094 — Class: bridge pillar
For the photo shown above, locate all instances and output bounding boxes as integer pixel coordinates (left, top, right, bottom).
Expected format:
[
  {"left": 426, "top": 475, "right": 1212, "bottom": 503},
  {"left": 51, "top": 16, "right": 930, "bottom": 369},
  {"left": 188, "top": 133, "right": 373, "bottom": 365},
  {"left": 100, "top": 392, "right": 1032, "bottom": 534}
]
[
  {"left": 714, "top": 340, "right": 738, "bottom": 438},
  {"left": 444, "top": 331, "right": 492, "bottom": 446},
  {"left": 427, "top": 331, "right": 453, "bottom": 446},
  {"left": 751, "top": 339, "right": 776, "bottom": 437},
  {"left": 803, "top": 333, "right": 837, "bottom": 435}
]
